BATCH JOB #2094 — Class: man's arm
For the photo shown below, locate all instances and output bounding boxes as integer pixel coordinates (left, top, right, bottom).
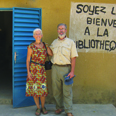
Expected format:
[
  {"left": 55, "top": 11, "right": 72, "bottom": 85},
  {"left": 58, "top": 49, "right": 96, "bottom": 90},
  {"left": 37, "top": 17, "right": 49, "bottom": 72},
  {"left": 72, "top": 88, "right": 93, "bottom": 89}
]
[{"left": 68, "top": 57, "right": 76, "bottom": 78}]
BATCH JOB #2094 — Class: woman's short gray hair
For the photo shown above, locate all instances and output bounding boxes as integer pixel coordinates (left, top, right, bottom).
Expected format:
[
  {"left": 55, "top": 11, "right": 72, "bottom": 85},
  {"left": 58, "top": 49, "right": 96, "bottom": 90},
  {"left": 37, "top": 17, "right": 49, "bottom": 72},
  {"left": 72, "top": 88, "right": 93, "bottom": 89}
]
[
  {"left": 33, "top": 28, "right": 43, "bottom": 35},
  {"left": 57, "top": 23, "right": 67, "bottom": 29}
]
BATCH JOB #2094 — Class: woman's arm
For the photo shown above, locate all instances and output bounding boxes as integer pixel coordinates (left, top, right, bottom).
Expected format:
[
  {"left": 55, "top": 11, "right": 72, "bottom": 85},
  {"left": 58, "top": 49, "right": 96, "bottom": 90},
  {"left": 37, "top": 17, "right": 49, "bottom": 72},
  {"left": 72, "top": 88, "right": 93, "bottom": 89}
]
[
  {"left": 26, "top": 47, "right": 32, "bottom": 80},
  {"left": 47, "top": 47, "right": 53, "bottom": 56}
]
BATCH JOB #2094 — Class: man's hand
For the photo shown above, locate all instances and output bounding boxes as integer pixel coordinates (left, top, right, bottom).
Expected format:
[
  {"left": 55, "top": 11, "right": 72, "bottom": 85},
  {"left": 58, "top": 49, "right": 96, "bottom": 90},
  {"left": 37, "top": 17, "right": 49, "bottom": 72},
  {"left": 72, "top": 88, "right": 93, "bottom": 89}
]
[
  {"left": 69, "top": 57, "right": 76, "bottom": 78},
  {"left": 68, "top": 71, "right": 74, "bottom": 78}
]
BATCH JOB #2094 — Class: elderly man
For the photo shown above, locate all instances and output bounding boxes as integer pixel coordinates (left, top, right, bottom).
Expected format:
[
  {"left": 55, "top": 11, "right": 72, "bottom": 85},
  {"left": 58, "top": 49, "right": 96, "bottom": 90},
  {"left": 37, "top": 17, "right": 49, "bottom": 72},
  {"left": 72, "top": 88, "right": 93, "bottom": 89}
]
[{"left": 50, "top": 23, "right": 78, "bottom": 116}]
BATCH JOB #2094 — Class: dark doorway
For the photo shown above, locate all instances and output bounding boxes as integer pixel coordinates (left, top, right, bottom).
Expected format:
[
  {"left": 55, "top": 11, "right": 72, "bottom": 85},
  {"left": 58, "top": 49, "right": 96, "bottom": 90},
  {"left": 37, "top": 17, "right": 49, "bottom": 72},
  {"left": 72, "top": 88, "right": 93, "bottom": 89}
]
[{"left": 0, "top": 11, "right": 12, "bottom": 103}]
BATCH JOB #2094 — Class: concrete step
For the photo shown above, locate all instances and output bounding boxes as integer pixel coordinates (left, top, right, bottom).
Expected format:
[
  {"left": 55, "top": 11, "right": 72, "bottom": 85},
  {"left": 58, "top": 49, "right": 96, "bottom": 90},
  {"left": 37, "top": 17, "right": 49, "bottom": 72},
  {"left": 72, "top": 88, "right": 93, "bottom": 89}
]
[{"left": 0, "top": 104, "right": 116, "bottom": 116}]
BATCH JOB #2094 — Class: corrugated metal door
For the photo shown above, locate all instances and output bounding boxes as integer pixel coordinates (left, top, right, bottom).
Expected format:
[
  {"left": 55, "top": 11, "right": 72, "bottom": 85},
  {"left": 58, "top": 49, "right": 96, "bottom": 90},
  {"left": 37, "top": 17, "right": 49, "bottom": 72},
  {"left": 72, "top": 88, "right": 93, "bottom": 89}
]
[{"left": 12, "top": 7, "right": 42, "bottom": 108}]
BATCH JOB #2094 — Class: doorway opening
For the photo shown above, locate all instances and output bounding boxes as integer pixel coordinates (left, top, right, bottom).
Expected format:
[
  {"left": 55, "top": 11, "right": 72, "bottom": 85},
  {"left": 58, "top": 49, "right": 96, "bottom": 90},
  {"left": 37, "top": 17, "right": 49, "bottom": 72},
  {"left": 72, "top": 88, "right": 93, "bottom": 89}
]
[{"left": 0, "top": 11, "right": 12, "bottom": 103}]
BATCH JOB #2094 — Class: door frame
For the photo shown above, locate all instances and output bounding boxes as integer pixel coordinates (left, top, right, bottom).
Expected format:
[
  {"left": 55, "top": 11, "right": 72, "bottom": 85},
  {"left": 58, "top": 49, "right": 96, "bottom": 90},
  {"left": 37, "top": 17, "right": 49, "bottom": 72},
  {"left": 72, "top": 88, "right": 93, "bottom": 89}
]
[
  {"left": 0, "top": 7, "right": 42, "bottom": 107},
  {"left": 0, "top": 8, "right": 13, "bottom": 100}
]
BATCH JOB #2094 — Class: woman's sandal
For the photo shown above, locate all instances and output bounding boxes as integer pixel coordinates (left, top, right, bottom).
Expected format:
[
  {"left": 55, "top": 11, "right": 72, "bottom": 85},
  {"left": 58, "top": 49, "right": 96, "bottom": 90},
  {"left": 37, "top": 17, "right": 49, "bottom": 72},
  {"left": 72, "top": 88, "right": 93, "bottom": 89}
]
[
  {"left": 35, "top": 108, "right": 41, "bottom": 116},
  {"left": 41, "top": 107, "right": 48, "bottom": 114}
]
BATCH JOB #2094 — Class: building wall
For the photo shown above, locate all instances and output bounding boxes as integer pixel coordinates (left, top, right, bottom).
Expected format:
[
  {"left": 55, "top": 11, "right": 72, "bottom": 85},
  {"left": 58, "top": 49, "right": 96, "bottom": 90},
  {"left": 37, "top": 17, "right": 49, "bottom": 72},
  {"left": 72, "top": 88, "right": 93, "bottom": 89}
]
[{"left": 0, "top": 0, "right": 116, "bottom": 106}]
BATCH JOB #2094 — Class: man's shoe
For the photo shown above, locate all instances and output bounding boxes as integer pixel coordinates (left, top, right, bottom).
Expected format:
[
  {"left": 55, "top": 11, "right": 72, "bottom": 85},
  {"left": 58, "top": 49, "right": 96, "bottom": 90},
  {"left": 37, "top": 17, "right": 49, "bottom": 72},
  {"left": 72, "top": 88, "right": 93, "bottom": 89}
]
[
  {"left": 67, "top": 113, "right": 73, "bottom": 116},
  {"left": 55, "top": 109, "right": 64, "bottom": 114}
]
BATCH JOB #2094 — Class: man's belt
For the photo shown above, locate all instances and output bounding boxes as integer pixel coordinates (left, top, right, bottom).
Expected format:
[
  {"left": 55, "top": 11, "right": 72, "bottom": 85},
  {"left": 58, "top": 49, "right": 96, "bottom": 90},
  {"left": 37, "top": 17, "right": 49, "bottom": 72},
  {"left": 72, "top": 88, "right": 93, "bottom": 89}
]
[{"left": 54, "top": 64, "right": 71, "bottom": 67}]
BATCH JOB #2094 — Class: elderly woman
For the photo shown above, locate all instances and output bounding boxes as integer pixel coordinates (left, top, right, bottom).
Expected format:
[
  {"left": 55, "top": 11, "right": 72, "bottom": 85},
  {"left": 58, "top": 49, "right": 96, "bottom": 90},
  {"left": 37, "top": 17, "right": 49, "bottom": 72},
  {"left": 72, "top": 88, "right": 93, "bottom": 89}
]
[{"left": 26, "top": 28, "right": 53, "bottom": 116}]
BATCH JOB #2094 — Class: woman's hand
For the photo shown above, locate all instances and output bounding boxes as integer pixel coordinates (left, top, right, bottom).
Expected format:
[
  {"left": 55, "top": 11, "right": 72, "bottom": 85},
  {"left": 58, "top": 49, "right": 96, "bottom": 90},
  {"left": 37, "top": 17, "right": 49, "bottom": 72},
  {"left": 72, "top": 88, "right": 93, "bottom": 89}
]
[
  {"left": 28, "top": 72, "right": 32, "bottom": 80},
  {"left": 47, "top": 47, "right": 53, "bottom": 56}
]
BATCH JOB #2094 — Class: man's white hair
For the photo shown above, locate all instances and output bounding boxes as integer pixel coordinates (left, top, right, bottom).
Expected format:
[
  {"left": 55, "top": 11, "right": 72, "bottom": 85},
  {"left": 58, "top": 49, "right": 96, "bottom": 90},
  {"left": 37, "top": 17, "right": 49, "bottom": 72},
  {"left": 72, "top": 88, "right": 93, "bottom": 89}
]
[{"left": 33, "top": 28, "right": 43, "bottom": 35}]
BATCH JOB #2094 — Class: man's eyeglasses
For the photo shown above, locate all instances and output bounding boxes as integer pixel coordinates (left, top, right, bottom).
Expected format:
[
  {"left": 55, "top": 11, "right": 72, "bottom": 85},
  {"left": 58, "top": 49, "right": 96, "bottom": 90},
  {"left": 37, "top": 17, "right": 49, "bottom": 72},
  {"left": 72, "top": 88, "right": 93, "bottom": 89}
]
[{"left": 58, "top": 28, "right": 66, "bottom": 31}]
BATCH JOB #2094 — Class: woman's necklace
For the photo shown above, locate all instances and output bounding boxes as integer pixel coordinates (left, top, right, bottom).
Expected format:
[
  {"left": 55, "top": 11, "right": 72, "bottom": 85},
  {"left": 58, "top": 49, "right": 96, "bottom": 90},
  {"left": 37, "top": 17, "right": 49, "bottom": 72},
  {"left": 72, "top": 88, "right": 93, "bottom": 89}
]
[
  {"left": 35, "top": 42, "right": 41, "bottom": 45},
  {"left": 34, "top": 42, "right": 42, "bottom": 48}
]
